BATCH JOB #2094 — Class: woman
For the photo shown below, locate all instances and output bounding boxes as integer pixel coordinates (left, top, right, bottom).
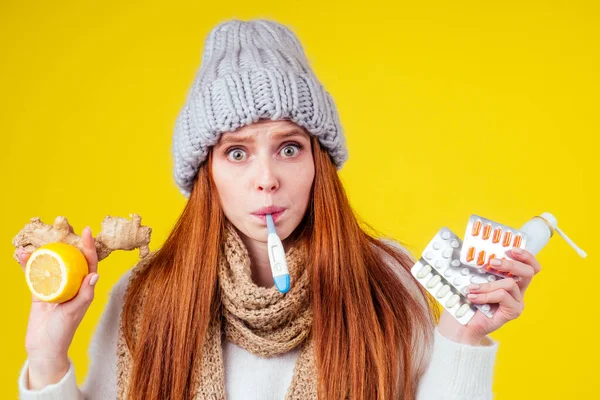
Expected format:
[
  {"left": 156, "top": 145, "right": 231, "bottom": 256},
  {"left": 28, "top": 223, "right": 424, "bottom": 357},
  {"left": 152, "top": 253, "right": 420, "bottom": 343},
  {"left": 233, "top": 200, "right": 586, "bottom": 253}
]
[{"left": 17, "top": 19, "right": 540, "bottom": 399}]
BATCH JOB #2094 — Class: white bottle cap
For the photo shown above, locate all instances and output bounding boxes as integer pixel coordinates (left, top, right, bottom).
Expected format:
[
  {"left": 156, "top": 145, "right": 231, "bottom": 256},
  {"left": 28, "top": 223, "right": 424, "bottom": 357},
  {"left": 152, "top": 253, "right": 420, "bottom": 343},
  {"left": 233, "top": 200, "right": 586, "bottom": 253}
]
[{"left": 540, "top": 212, "right": 587, "bottom": 258}]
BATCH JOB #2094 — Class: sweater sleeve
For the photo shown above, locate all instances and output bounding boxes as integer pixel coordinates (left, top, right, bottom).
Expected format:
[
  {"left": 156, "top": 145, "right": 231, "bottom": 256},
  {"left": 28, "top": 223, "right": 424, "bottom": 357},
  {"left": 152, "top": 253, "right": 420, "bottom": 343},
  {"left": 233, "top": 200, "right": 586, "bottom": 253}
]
[
  {"left": 18, "top": 269, "right": 133, "bottom": 400},
  {"left": 18, "top": 359, "right": 83, "bottom": 400},
  {"left": 416, "top": 327, "right": 498, "bottom": 399}
]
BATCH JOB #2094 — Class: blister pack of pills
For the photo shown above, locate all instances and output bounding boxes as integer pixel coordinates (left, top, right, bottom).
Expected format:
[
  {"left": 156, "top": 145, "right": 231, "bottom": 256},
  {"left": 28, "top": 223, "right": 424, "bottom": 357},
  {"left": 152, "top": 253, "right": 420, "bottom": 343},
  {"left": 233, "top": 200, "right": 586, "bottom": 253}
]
[
  {"left": 411, "top": 258, "right": 478, "bottom": 325},
  {"left": 460, "top": 214, "right": 528, "bottom": 278},
  {"left": 411, "top": 227, "right": 499, "bottom": 324}
]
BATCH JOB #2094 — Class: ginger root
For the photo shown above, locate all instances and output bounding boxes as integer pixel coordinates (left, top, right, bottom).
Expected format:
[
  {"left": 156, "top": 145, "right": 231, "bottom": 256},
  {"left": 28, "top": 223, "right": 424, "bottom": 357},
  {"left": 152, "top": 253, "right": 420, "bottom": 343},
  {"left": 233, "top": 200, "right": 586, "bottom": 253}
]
[{"left": 12, "top": 214, "right": 152, "bottom": 263}]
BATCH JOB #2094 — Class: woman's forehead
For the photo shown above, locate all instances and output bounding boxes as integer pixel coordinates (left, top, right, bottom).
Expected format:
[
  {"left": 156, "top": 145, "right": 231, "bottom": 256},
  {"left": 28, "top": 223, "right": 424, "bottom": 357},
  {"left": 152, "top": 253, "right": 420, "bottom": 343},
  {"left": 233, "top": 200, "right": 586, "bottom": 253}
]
[{"left": 218, "top": 120, "right": 309, "bottom": 143}]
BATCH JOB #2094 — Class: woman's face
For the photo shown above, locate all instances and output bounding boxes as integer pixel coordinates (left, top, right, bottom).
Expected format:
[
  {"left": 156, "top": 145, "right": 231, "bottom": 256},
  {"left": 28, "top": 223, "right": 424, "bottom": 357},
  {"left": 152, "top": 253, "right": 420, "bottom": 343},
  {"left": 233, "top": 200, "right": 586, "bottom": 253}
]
[{"left": 211, "top": 119, "right": 315, "bottom": 242}]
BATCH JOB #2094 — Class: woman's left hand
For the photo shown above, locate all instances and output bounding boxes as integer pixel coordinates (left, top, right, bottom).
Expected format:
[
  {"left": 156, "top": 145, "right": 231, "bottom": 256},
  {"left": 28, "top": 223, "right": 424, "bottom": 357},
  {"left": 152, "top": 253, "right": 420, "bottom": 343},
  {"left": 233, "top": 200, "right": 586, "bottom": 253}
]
[{"left": 437, "top": 247, "right": 542, "bottom": 345}]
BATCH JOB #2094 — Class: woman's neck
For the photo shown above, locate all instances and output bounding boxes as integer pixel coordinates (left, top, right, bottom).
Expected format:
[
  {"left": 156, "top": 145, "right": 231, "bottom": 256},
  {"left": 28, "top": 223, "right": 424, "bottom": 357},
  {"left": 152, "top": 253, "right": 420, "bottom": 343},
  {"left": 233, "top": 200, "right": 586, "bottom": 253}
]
[{"left": 244, "top": 239, "right": 275, "bottom": 288}]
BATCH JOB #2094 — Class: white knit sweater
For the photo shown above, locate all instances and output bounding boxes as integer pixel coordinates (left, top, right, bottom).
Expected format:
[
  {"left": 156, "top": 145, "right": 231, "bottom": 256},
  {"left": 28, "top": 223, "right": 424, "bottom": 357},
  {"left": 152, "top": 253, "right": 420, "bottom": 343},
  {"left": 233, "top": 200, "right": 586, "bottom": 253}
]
[{"left": 18, "top": 268, "right": 499, "bottom": 400}]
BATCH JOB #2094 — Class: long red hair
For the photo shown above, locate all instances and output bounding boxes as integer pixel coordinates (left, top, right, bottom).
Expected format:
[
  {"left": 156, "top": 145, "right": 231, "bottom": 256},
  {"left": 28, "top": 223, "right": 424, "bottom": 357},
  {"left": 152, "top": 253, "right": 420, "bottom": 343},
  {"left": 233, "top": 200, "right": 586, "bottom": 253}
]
[{"left": 121, "top": 133, "right": 439, "bottom": 399}]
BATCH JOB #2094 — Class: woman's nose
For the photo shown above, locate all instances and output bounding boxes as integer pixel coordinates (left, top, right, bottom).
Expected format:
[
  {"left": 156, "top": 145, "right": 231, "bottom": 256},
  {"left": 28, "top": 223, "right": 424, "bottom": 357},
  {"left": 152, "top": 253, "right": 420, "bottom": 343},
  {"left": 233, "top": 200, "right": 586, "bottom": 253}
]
[{"left": 255, "top": 157, "right": 279, "bottom": 193}]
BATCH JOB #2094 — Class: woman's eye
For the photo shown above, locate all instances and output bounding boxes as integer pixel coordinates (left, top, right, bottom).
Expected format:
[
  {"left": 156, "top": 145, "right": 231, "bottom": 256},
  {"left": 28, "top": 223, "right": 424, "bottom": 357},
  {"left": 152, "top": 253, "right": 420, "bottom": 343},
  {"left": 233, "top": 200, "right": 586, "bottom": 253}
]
[
  {"left": 227, "top": 149, "right": 246, "bottom": 161},
  {"left": 281, "top": 144, "right": 300, "bottom": 157}
]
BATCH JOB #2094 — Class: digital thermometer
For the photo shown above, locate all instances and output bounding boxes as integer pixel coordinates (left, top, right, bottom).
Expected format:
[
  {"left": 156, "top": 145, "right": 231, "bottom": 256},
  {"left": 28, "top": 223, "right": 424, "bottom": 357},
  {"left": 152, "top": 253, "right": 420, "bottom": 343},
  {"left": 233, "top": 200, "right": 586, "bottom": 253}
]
[{"left": 266, "top": 214, "right": 291, "bottom": 293}]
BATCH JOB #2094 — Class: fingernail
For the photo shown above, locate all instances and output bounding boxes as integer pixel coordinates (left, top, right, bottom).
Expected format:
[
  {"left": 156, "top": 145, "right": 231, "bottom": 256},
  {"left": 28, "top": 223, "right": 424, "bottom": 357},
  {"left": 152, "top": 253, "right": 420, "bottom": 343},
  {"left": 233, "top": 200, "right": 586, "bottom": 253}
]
[
  {"left": 490, "top": 259, "right": 502, "bottom": 266},
  {"left": 468, "top": 284, "right": 480, "bottom": 291},
  {"left": 90, "top": 274, "right": 99, "bottom": 286},
  {"left": 512, "top": 247, "right": 523, "bottom": 254},
  {"left": 467, "top": 294, "right": 478, "bottom": 299}
]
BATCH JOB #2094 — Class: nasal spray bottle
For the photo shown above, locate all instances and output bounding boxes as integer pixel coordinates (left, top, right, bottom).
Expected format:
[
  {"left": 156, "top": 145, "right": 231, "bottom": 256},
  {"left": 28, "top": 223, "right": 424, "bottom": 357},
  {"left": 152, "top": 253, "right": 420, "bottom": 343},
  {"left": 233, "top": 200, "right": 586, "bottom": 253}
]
[
  {"left": 520, "top": 212, "right": 586, "bottom": 258},
  {"left": 266, "top": 213, "right": 291, "bottom": 294}
]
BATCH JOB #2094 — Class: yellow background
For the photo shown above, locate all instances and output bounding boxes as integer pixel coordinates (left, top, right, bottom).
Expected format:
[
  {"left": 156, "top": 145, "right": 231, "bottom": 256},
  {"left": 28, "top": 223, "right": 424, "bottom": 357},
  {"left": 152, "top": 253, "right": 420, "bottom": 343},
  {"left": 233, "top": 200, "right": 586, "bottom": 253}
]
[{"left": 1, "top": 0, "right": 597, "bottom": 398}]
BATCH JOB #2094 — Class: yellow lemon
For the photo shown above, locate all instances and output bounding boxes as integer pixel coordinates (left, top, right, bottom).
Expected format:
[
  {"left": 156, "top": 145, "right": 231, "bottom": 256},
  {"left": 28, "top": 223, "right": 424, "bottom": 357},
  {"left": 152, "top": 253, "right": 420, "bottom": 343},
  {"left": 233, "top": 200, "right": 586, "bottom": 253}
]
[{"left": 25, "top": 242, "right": 89, "bottom": 303}]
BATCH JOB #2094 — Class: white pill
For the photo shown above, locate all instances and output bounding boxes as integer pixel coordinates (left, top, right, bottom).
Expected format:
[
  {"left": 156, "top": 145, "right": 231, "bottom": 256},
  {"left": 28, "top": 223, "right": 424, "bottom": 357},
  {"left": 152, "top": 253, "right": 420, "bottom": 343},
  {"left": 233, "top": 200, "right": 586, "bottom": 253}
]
[
  {"left": 461, "top": 286, "right": 469, "bottom": 294},
  {"left": 456, "top": 303, "right": 471, "bottom": 318},
  {"left": 425, "top": 251, "right": 433, "bottom": 260},
  {"left": 487, "top": 275, "right": 497, "bottom": 282},
  {"left": 442, "top": 249, "right": 452, "bottom": 259},
  {"left": 434, "top": 260, "right": 443, "bottom": 269},
  {"left": 446, "top": 294, "right": 460, "bottom": 308},
  {"left": 450, "top": 240, "right": 460, "bottom": 248},
  {"left": 427, "top": 274, "right": 441, "bottom": 288},
  {"left": 436, "top": 284, "right": 451, "bottom": 298},
  {"left": 470, "top": 275, "right": 487, "bottom": 284},
  {"left": 460, "top": 268, "right": 470, "bottom": 276},
  {"left": 444, "top": 268, "right": 453, "bottom": 277},
  {"left": 432, "top": 241, "right": 441, "bottom": 250},
  {"left": 417, "top": 264, "right": 431, "bottom": 279},
  {"left": 451, "top": 259, "right": 461, "bottom": 267},
  {"left": 441, "top": 230, "right": 451, "bottom": 240},
  {"left": 452, "top": 277, "right": 463, "bottom": 286},
  {"left": 481, "top": 304, "right": 491, "bottom": 312}
]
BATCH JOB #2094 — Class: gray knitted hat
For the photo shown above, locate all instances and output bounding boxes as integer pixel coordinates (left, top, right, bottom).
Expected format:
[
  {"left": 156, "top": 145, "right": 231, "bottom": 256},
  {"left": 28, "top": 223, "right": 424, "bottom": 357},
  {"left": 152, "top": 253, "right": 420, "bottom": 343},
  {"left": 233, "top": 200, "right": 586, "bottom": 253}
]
[{"left": 172, "top": 19, "right": 348, "bottom": 198}]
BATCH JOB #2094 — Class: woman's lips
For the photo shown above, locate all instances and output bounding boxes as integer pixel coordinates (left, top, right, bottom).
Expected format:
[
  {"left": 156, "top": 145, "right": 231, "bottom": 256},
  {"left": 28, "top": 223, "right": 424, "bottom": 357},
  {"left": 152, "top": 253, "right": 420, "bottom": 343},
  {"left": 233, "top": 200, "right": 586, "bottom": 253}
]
[{"left": 252, "top": 210, "right": 285, "bottom": 224}]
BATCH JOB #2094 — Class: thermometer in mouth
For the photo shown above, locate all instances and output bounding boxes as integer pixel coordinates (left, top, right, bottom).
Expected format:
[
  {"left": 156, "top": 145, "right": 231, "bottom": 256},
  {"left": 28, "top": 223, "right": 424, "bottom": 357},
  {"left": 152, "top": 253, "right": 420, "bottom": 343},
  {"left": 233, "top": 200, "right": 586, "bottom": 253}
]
[{"left": 266, "top": 214, "right": 291, "bottom": 294}]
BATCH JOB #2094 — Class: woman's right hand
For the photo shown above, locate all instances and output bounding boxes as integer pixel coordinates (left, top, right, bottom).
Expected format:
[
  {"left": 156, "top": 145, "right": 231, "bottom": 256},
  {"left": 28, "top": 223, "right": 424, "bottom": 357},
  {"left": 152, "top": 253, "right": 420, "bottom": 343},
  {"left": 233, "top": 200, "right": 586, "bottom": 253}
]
[{"left": 17, "top": 225, "right": 100, "bottom": 389}]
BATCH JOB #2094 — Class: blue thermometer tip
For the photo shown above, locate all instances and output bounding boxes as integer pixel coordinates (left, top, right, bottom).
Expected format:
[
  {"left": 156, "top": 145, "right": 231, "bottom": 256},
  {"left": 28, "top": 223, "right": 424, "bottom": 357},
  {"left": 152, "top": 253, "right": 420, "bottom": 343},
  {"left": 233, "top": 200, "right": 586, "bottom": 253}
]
[
  {"left": 266, "top": 214, "right": 277, "bottom": 234},
  {"left": 274, "top": 275, "right": 290, "bottom": 293}
]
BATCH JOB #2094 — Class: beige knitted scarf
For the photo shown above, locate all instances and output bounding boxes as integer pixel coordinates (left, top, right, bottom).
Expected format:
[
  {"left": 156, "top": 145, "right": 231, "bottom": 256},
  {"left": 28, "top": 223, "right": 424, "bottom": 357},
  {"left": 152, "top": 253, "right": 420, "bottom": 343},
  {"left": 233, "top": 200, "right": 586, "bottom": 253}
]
[{"left": 116, "top": 221, "right": 317, "bottom": 399}]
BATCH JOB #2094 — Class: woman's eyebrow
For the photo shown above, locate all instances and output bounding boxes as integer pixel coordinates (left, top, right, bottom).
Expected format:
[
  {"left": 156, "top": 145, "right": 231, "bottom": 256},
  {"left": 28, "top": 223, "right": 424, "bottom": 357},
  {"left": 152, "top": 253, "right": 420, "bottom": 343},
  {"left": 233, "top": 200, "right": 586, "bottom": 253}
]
[
  {"left": 218, "top": 129, "right": 307, "bottom": 147},
  {"left": 271, "top": 130, "right": 308, "bottom": 141}
]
